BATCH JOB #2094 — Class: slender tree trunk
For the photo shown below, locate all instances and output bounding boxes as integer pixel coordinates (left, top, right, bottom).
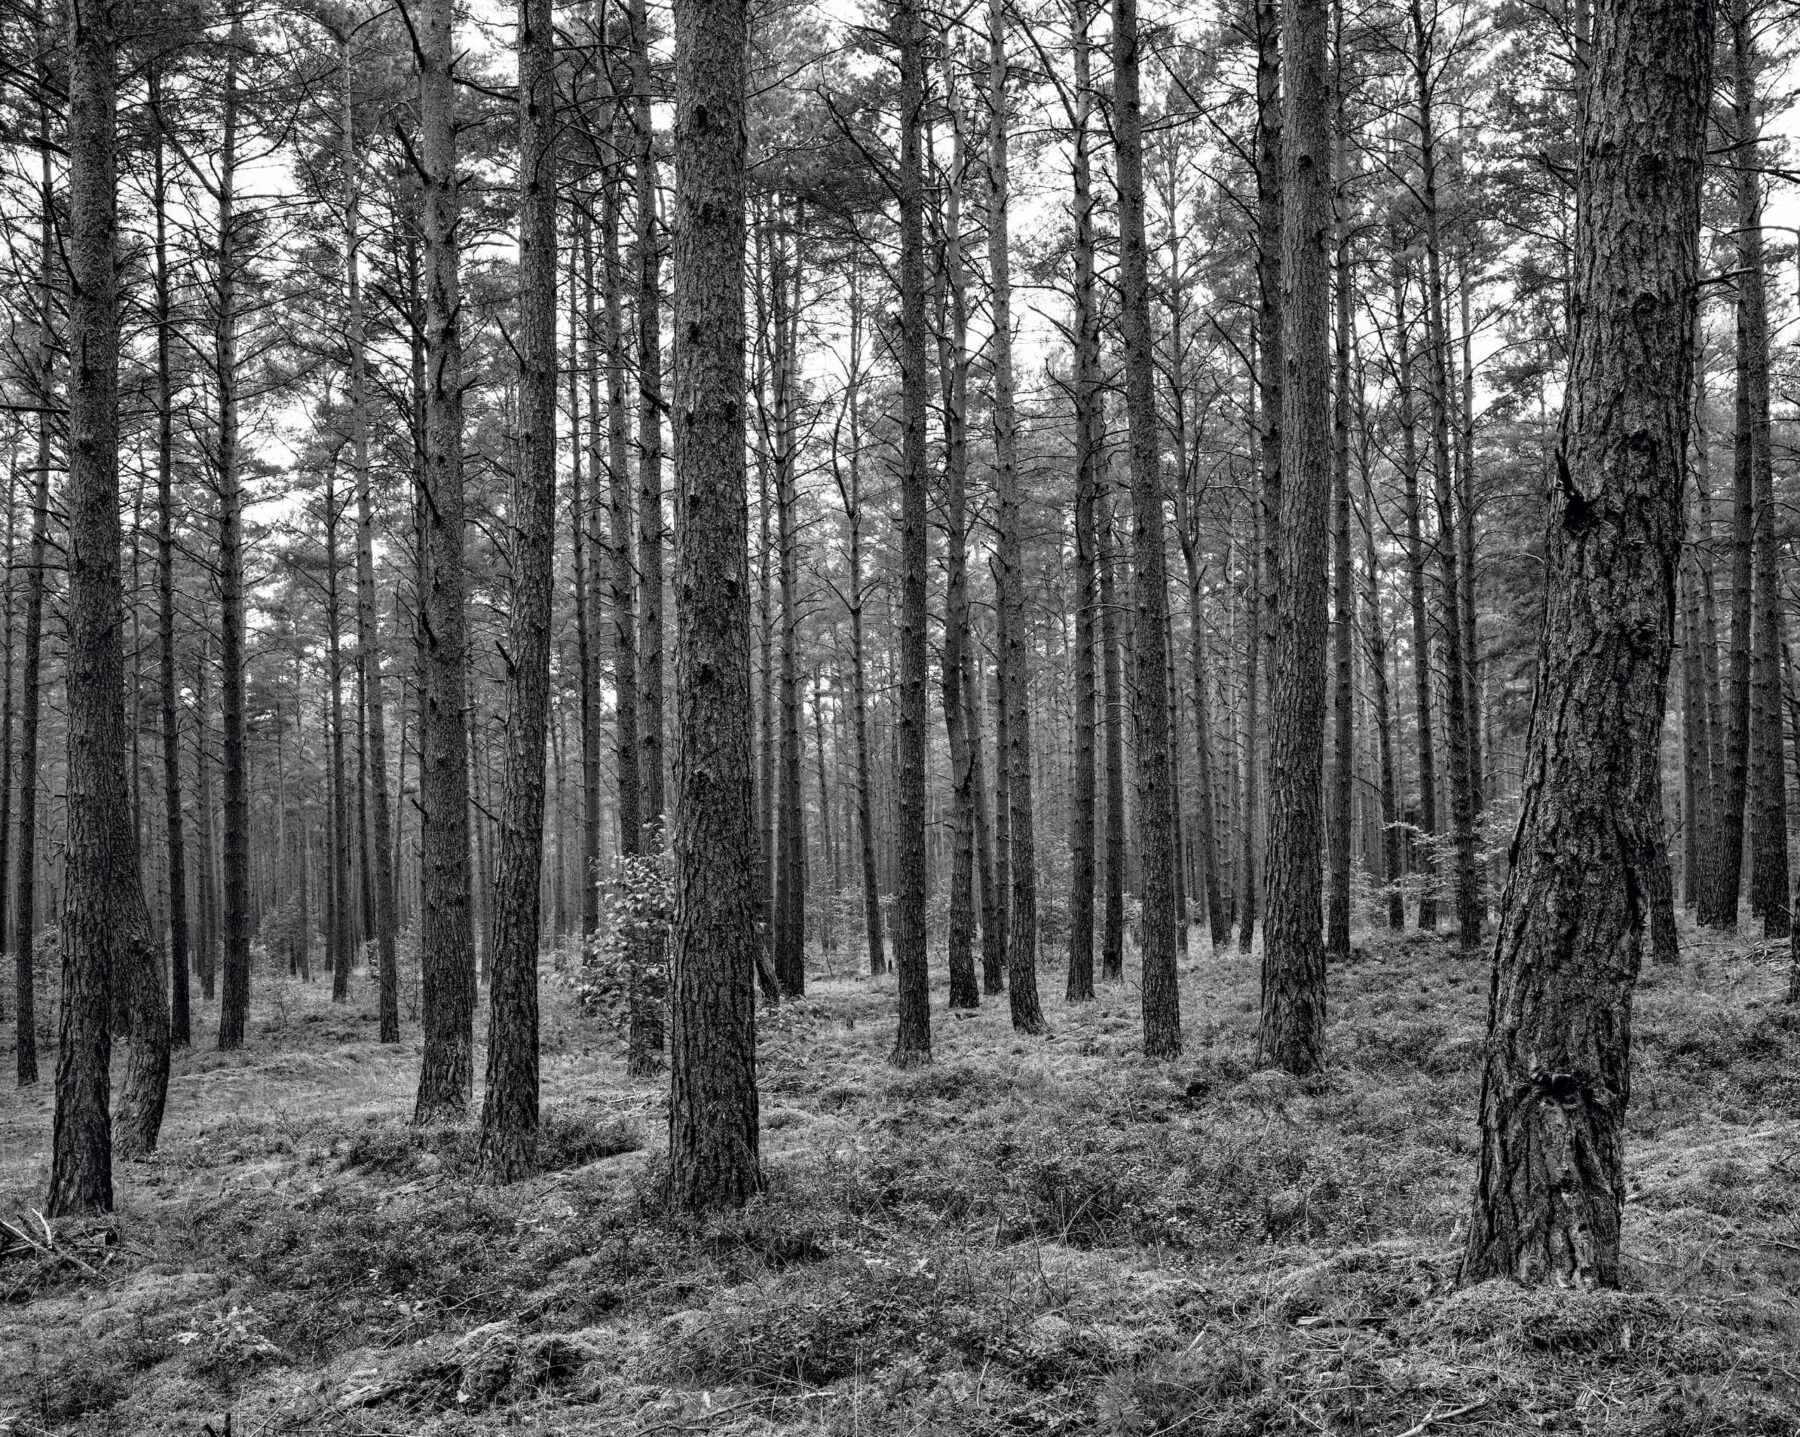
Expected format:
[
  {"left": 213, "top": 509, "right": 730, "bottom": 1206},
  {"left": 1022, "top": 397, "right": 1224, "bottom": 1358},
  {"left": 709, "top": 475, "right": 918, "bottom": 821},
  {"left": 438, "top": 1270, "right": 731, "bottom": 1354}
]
[
  {"left": 891, "top": 0, "right": 933, "bottom": 1067},
  {"left": 327, "top": 477, "right": 354, "bottom": 1002},
  {"left": 341, "top": 33, "right": 399, "bottom": 1039},
  {"left": 214, "top": 23, "right": 252, "bottom": 1051},
  {"left": 152, "top": 78, "right": 189, "bottom": 1049},
  {"left": 479, "top": 0, "right": 555, "bottom": 1179},
  {"left": 1361, "top": 459, "right": 1406, "bottom": 929},
  {"left": 1238, "top": 475, "right": 1261, "bottom": 950},
  {"left": 1463, "top": 0, "right": 1710, "bottom": 1285},
  {"left": 986, "top": 639, "right": 1011, "bottom": 990},
  {"left": 630, "top": 0, "right": 668, "bottom": 1072},
  {"left": 1116, "top": 0, "right": 1180, "bottom": 1056},
  {"left": 414, "top": 0, "right": 476, "bottom": 1122},
  {"left": 1729, "top": 3, "right": 1788, "bottom": 938},
  {"left": 834, "top": 276, "right": 885, "bottom": 977},
  {"left": 1066, "top": 0, "right": 1100, "bottom": 997},
  {"left": 668, "top": 0, "right": 761, "bottom": 1206},
  {"left": 15, "top": 132, "right": 54, "bottom": 1088},
  {"left": 574, "top": 226, "right": 601, "bottom": 941},
  {"left": 771, "top": 225, "right": 806, "bottom": 997},
  {"left": 194, "top": 642, "right": 218, "bottom": 999},
  {"left": 1393, "top": 248, "right": 1440, "bottom": 930},
  {"left": 987, "top": 0, "right": 1043, "bottom": 1034},
  {"left": 1410, "top": 0, "right": 1480, "bottom": 951},
  {"left": 1251, "top": 0, "right": 1282, "bottom": 953},
  {"left": 936, "top": 91, "right": 980, "bottom": 1011},
  {"left": 1327, "top": 71, "right": 1354, "bottom": 962}
]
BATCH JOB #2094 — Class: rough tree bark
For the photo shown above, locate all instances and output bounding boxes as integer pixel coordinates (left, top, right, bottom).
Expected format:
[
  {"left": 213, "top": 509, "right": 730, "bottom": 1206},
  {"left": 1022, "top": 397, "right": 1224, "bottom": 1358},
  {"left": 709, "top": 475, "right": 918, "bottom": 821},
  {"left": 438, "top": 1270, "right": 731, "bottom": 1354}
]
[
  {"left": 1259, "top": 0, "right": 1330, "bottom": 1076},
  {"left": 53, "top": 0, "right": 165, "bottom": 1205},
  {"left": 989, "top": 0, "right": 1044, "bottom": 1035},
  {"left": 215, "top": 20, "right": 252, "bottom": 1051},
  {"left": 891, "top": 0, "right": 933, "bottom": 1068},
  {"left": 1065, "top": 0, "right": 1100, "bottom": 998},
  {"left": 413, "top": 0, "right": 476, "bottom": 1123},
  {"left": 1116, "top": 0, "right": 1180, "bottom": 1057},
  {"left": 1462, "top": 0, "right": 1710, "bottom": 1286},
  {"left": 341, "top": 28, "right": 399, "bottom": 1040},
  {"left": 936, "top": 80, "right": 980, "bottom": 1012},
  {"left": 667, "top": 0, "right": 761, "bottom": 1207},
  {"left": 478, "top": 0, "right": 557, "bottom": 1182},
  {"left": 631, "top": 0, "right": 668, "bottom": 1071}
]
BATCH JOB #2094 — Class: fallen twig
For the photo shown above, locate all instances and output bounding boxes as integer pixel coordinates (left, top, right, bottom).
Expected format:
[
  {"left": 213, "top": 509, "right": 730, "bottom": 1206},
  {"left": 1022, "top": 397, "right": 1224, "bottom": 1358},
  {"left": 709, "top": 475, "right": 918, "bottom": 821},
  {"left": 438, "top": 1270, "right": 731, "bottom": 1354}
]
[
  {"left": 0, "top": 1210, "right": 101, "bottom": 1278},
  {"left": 1392, "top": 1398, "right": 1488, "bottom": 1437}
]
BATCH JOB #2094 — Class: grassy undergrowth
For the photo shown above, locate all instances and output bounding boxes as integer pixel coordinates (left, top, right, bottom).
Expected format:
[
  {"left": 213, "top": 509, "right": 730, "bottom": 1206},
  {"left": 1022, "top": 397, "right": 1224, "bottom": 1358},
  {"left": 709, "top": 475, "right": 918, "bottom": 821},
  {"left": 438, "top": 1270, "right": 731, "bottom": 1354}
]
[{"left": 4, "top": 922, "right": 1800, "bottom": 1434}]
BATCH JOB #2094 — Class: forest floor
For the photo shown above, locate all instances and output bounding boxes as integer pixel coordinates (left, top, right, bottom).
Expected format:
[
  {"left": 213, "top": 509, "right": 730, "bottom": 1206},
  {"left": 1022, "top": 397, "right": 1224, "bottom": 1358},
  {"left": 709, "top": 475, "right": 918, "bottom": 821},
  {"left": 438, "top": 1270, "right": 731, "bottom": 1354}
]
[{"left": 5, "top": 923, "right": 1800, "bottom": 1436}]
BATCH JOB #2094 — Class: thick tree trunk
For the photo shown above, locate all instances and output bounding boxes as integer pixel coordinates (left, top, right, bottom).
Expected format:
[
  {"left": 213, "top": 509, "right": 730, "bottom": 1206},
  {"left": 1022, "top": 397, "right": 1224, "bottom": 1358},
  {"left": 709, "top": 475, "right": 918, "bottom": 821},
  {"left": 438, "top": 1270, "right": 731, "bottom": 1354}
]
[
  {"left": 478, "top": 0, "right": 556, "bottom": 1181},
  {"left": 55, "top": 0, "right": 165, "bottom": 1204},
  {"left": 1259, "top": 0, "right": 1330, "bottom": 1075},
  {"left": 1463, "top": 0, "right": 1710, "bottom": 1286},
  {"left": 1116, "top": 0, "right": 1180, "bottom": 1057},
  {"left": 413, "top": 0, "right": 476, "bottom": 1123},
  {"left": 891, "top": 0, "right": 933, "bottom": 1067},
  {"left": 668, "top": 0, "right": 761, "bottom": 1206}
]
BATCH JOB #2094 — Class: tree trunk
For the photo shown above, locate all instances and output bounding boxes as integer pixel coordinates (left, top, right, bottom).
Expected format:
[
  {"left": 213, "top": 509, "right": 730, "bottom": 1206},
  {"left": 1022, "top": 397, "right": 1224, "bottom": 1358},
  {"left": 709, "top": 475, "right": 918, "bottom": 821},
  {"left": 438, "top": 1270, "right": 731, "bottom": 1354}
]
[
  {"left": 1410, "top": 0, "right": 1480, "bottom": 951},
  {"left": 1361, "top": 457, "right": 1406, "bottom": 929},
  {"left": 151, "top": 79, "right": 189, "bottom": 1049},
  {"left": 989, "top": 0, "right": 1043, "bottom": 1034},
  {"left": 326, "top": 475, "right": 351, "bottom": 1002},
  {"left": 1066, "top": 0, "right": 1100, "bottom": 996},
  {"left": 1462, "top": 0, "right": 1710, "bottom": 1286},
  {"left": 1730, "top": 2, "right": 1788, "bottom": 939},
  {"left": 1259, "top": 0, "right": 1330, "bottom": 1075},
  {"left": 575, "top": 222, "right": 603, "bottom": 942},
  {"left": 668, "top": 0, "right": 761, "bottom": 1206},
  {"left": 1393, "top": 248, "right": 1440, "bottom": 931},
  {"left": 771, "top": 223, "right": 806, "bottom": 997},
  {"left": 631, "top": 0, "right": 668, "bottom": 1072},
  {"left": 936, "top": 83, "right": 980, "bottom": 1011},
  {"left": 1115, "top": 0, "right": 1180, "bottom": 1056},
  {"left": 342, "top": 32, "right": 399, "bottom": 1038},
  {"left": 891, "top": 0, "right": 933, "bottom": 1067},
  {"left": 14, "top": 130, "right": 54, "bottom": 1088},
  {"left": 413, "top": 0, "right": 476, "bottom": 1122},
  {"left": 479, "top": 0, "right": 556, "bottom": 1179},
  {"left": 1327, "top": 70, "right": 1354, "bottom": 963},
  {"left": 55, "top": 0, "right": 166, "bottom": 1204},
  {"left": 834, "top": 275, "right": 885, "bottom": 977},
  {"left": 215, "top": 23, "right": 252, "bottom": 1051}
]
